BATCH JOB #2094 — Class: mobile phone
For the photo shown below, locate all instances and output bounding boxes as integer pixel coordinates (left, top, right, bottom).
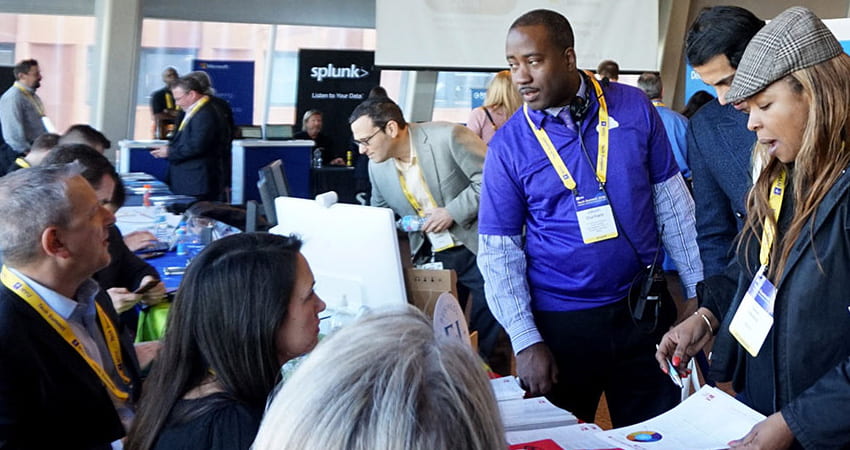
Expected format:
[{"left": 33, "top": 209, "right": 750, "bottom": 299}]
[
  {"left": 665, "top": 358, "right": 684, "bottom": 388},
  {"left": 134, "top": 279, "right": 160, "bottom": 294},
  {"left": 163, "top": 266, "right": 186, "bottom": 276}
]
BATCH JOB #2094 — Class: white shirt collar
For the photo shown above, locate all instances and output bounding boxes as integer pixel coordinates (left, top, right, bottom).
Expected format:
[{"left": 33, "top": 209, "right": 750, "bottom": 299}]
[
  {"left": 545, "top": 72, "right": 588, "bottom": 118},
  {"left": 6, "top": 267, "right": 100, "bottom": 320}
]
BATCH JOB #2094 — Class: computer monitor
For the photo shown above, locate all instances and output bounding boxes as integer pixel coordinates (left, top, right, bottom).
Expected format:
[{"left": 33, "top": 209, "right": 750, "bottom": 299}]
[
  {"left": 257, "top": 159, "right": 290, "bottom": 227},
  {"left": 270, "top": 197, "right": 408, "bottom": 310},
  {"left": 239, "top": 125, "right": 263, "bottom": 139},
  {"left": 264, "top": 124, "right": 294, "bottom": 140}
]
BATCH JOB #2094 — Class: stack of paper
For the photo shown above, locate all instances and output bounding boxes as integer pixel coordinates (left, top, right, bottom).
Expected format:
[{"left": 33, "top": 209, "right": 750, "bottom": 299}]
[
  {"left": 490, "top": 376, "right": 526, "bottom": 402},
  {"left": 491, "top": 377, "right": 578, "bottom": 432}
]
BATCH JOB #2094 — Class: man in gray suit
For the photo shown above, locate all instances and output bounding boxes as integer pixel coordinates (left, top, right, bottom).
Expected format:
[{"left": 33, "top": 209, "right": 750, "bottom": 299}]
[{"left": 349, "top": 97, "right": 503, "bottom": 370}]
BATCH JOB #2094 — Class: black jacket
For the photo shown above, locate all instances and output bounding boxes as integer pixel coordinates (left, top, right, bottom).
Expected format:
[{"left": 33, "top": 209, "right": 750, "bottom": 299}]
[
  {"left": 166, "top": 100, "right": 228, "bottom": 200},
  {"left": 710, "top": 168, "right": 850, "bottom": 449},
  {"left": 0, "top": 282, "right": 141, "bottom": 449}
]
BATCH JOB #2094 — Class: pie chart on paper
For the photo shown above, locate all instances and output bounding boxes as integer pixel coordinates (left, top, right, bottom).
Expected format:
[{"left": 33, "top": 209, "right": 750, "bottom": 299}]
[{"left": 626, "top": 431, "right": 663, "bottom": 442}]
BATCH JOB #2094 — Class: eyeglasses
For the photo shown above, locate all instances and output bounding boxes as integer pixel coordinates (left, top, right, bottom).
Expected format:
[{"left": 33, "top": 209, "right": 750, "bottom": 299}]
[{"left": 352, "top": 126, "right": 385, "bottom": 147}]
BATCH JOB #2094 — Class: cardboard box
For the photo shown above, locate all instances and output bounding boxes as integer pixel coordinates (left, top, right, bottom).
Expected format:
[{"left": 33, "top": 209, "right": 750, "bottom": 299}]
[{"left": 404, "top": 268, "right": 457, "bottom": 317}]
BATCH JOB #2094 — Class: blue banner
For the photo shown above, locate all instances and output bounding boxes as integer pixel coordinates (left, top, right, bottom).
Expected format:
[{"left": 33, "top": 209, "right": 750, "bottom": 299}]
[
  {"left": 683, "top": 63, "right": 714, "bottom": 105},
  {"left": 192, "top": 60, "right": 254, "bottom": 126},
  {"left": 470, "top": 88, "right": 486, "bottom": 110}
]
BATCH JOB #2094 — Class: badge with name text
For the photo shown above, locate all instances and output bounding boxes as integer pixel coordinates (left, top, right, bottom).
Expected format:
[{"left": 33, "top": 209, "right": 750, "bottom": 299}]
[
  {"left": 729, "top": 265, "right": 776, "bottom": 357},
  {"left": 427, "top": 230, "right": 455, "bottom": 252},
  {"left": 574, "top": 190, "right": 618, "bottom": 244}
]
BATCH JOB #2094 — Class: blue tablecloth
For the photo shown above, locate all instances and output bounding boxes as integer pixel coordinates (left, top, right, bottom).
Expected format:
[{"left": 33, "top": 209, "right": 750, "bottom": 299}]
[{"left": 143, "top": 251, "right": 190, "bottom": 292}]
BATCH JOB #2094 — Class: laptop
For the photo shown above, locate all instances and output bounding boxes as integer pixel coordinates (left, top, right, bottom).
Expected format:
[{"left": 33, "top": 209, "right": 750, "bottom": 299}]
[
  {"left": 239, "top": 125, "right": 263, "bottom": 139},
  {"left": 264, "top": 124, "right": 294, "bottom": 140}
]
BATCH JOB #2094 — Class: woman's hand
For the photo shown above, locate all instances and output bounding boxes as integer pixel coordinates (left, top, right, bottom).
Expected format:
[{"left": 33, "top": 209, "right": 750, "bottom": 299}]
[
  {"left": 728, "top": 412, "right": 795, "bottom": 449},
  {"left": 655, "top": 307, "right": 716, "bottom": 375}
]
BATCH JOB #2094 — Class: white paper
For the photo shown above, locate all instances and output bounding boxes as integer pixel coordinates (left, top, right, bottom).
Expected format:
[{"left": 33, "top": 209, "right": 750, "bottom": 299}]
[
  {"left": 490, "top": 376, "right": 525, "bottom": 402},
  {"left": 507, "top": 423, "right": 611, "bottom": 449},
  {"left": 594, "top": 386, "right": 764, "bottom": 449},
  {"left": 499, "top": 396, "right": 578, "bottom": 432}
]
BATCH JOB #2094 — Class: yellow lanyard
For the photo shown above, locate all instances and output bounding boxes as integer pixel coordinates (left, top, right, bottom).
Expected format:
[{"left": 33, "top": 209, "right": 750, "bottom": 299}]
[
  {"left": 165, "top": 91, "right": 174, "bottom": 110},
  {"left": 0, "top": 266, "right": 131, "bottom": 400},
  {"left": 523, "top": 72, "right": 609, "bottom": 191},
  {"left": 14, "top": 82, "right": 45, "bottom": 116},
  {"left": 651, "top": 100, "right": 666, "bottom": 108},
  {"left": 760, "top": 168, "right": 787, "bottom": 266},
  {"left": 14, "top": 157, "right": 30, "bottom": 168},
  {"left": 178, "top": 96, "right": 210, "bottom": 131},
  {"left": 396, "top": 156, "right": 439, "bottom": 217}
]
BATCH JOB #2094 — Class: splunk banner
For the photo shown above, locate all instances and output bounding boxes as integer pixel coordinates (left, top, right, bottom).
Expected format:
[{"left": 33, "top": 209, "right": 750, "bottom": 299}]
[
  {"left": 192, "top": 60, "right": 255, "bottom": 126},
  {"left": 296, "top": 49, "right": 381, "bottom": 158}
]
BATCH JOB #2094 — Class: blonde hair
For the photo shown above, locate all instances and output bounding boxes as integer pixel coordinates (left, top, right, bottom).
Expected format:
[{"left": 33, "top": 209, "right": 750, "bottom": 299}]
[
  {"left": 301, "top": 109, "right": 322, "bottom": 131},
  {"left": 252, "top": 306, "right": 506, "bottom": 450},
  {"left": 484, "top": 70, "right": 522, "bottom": 117},
  {"left": 741, "top": 53, "right": 850, "bottom": 279}
]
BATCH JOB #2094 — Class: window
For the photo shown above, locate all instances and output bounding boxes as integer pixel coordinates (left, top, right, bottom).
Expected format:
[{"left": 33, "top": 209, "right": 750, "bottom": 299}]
[
  {"left": 269, "top": 51, "right": 298, "bottom": 107},
  {"left": 0, "top": 43, "right": 14, "bottom": 66},
  {"left": 432, "top": 71, "right": 494, "bottom": 123},
  {"left": 136, "top": 48, "right": 196, "bottom": 105}
]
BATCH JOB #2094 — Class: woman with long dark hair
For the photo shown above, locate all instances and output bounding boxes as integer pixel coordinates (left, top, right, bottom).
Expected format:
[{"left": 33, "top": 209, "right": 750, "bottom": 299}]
[
  {"left": 657, "top": 7, "right": 850, "bottom": 448},
  {"left": 126, "top": 233, "right": 325, "bottom": 449}
]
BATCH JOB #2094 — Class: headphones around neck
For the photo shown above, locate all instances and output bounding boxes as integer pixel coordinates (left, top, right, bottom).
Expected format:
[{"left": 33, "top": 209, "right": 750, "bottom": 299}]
[{"left": 568, "top": 72, "right": 593, "bottom": 123}]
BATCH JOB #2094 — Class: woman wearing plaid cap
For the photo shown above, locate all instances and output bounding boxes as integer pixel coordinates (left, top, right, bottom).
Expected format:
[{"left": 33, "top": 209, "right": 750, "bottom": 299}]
[{"left": 658, "top": 7, "right": 850, "bottom": 449}]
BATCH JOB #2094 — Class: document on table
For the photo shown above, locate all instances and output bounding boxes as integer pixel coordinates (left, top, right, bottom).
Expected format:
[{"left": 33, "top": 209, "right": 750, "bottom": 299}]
[
  {"left": 498, "top": 396, "right": 579, "bottom": 432},
  {"left": 594, "top": 386, "right": 764, "bottom": 449},
  {"left": 507, "top": 423, "right": 614, "bottom": 450},
  {"left": 490, "top": 376, "right": 526, "bottom": 402}
]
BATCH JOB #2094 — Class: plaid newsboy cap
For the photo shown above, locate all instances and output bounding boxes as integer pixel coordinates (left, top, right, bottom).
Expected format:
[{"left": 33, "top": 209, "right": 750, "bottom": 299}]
[{"left": 726, "top": 6, "right": 843, "bottom": 103}]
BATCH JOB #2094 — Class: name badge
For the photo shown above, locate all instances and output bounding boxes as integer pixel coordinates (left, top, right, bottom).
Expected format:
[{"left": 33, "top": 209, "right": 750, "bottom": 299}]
[
  {"left": 427, "top": 230, "right": 455, "bottom": 252},
  {"left": 41, "top": 116, "right": 56, "bottom": 133},
  {"left": 729, "top": 265, "right": 776, "bottom": 357},
  {"left": 574, "top": 190, "right": 618, "bottom": 244}
]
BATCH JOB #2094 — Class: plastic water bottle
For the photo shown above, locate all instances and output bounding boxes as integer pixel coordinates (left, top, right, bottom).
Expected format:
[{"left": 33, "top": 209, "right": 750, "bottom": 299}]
[
  {"left": 142, "top": 184, "right": 153, "bottom": 208},
  {"left": 152, "top": 201, "right": 170, "bottom": 242},
  {"left": 397, "top": 215, "right": 427, "bottom": 232},
  {"left": 312, "top": 148, "right": 323, "bottom": 168},
  {"left": 175, "top": 228, "right": 187, "bottom": 256}
]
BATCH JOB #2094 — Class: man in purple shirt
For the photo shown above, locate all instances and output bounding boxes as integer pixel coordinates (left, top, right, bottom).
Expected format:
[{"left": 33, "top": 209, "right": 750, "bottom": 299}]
[{"left": 478, "top": 9, "right": 702, "bottom": 427}]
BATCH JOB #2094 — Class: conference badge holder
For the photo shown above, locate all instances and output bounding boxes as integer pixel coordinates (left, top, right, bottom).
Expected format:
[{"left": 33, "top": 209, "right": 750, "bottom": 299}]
[
  {"left": 729, "top": 265, "right": 776, "bottom": 357},
  {"left": 574, "top": 190, "right": 618, "bottom": 244},
  {"left": 427, "top": 230, "right": 455, "bottom": 252}
]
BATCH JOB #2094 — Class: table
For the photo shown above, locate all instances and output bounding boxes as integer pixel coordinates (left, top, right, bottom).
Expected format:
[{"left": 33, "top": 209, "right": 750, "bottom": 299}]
[
  {"left": 115, "top": 206, "right": 190, "bottom": 291},
  {"left": 117, "top": 140, "right": 170, "bottom": 183},
  {"left": 143, "top": 252, "right": 189, "bottom": 292}
]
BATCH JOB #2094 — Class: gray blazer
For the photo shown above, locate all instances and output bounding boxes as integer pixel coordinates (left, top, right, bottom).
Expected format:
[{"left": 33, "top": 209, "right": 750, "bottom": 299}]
[{"left": 369, "top": 122, "right": 486, "bottom": 258}]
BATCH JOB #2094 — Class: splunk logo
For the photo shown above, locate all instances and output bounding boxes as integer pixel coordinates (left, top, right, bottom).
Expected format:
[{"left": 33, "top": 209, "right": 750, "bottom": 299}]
[{"left": 310, "top": 64, "right": 370, "bottom": 82}]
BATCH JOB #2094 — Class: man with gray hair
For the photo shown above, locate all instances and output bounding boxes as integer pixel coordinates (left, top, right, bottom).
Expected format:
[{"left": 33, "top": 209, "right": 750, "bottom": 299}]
[
  {"left": 0, "top": 164, "right": 141, "bottom": 447},
  {"left": 185, "top": 70, "right": 235, "bottom": 196},
  {"left": 151, "top": 75, "right": 228, "bottom": 201}
]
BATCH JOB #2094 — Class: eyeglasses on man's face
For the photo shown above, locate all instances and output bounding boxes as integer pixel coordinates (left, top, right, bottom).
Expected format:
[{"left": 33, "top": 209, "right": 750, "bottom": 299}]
[{"left": 352, "top": 126, "right": 385, "bottom": 147}]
